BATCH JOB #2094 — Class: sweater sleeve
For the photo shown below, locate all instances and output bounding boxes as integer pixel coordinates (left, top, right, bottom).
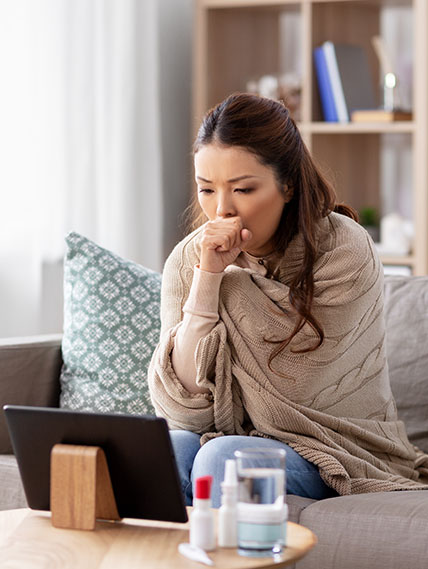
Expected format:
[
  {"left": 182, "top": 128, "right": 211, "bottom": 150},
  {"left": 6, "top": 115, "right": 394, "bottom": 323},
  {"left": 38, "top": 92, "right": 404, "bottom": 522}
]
[
  {"left": 148, "top": 232, "right": 220, "bottom": 433},
  {"left": 171, "top": 266, "right": 224, "bottom": 388}
]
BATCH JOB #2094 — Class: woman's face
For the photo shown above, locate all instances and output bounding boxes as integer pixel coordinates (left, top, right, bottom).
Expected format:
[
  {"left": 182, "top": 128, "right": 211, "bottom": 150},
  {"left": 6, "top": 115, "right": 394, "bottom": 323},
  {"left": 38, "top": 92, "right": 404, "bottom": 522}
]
[{"left": 195, "top": 143, "right": 290, "bottom": 257}]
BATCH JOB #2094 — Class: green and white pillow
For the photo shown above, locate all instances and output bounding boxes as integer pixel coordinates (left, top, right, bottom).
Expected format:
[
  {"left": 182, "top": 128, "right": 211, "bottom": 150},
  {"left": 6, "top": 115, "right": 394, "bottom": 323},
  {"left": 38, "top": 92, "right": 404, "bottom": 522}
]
[{"left": 60, "top": 232, "right": 161, "bottom": 415}]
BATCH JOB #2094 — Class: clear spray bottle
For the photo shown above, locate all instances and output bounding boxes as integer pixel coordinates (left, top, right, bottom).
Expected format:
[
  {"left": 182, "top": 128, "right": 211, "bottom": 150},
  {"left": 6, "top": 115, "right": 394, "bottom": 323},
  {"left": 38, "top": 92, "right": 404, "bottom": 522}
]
[{"left": 218, "top": 459, "right": 238, "bottom": 548}]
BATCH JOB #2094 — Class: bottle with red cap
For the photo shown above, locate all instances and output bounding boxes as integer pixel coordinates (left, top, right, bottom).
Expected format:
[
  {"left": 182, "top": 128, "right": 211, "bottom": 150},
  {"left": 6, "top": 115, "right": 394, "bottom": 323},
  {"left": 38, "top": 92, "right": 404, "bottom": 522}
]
[{"left": 190, "top": 475, "right": 215, "bottom": 551}]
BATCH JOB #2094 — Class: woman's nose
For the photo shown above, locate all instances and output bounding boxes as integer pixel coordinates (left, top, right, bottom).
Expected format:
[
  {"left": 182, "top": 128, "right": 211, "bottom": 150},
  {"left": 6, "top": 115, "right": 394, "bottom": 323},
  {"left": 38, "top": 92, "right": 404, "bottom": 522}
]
[{"left": 216, "top": 195, "right": 236, "bottom": 218}]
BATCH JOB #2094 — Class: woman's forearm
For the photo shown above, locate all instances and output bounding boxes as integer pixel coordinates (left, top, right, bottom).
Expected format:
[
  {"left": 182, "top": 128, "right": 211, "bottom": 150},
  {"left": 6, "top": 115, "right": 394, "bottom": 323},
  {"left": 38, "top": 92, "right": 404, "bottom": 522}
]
[{"left": 171, "top": 266, "right": 224, "bottom": 393}]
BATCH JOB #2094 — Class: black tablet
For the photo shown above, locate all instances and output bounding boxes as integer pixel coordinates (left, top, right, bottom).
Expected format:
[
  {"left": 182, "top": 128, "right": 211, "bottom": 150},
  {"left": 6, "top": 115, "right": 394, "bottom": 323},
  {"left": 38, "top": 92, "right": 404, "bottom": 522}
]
[{"left": 4, "top": 405, "right": 187, "bottom": 523}]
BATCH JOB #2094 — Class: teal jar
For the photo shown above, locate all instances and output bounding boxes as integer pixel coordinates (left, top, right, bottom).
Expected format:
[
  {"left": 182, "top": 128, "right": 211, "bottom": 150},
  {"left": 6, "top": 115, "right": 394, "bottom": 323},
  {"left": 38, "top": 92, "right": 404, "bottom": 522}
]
[{"left": 237, "top": 501, "right": 288, "bottom": 557}]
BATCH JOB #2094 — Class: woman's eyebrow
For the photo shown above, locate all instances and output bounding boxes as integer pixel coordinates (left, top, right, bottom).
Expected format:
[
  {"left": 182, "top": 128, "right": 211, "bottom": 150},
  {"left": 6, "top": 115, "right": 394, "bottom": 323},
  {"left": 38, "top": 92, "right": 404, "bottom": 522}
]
[{"left": 196, "top": 174, "right": 260, "bottom": 183}]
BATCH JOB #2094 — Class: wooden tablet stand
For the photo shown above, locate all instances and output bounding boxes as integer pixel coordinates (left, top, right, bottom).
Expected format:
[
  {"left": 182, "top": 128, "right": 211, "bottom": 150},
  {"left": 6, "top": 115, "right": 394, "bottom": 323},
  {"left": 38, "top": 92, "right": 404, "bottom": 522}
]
[{"left": 50, "top": 444, "right": 121, "bottom": 530}]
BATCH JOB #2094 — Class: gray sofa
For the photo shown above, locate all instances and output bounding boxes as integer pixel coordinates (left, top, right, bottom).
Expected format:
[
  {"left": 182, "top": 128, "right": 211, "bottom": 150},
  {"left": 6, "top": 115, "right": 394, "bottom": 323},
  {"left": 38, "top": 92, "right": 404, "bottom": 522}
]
[{"left": 1, "top": 275, "right": 428, "bottom": 569}]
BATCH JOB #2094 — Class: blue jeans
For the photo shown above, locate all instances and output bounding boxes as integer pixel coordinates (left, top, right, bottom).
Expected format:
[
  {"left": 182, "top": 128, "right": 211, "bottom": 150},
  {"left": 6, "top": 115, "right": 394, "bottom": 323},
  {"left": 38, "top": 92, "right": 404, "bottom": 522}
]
[{"left": 170, "top": 431, "right": 338, "bottom": 508}]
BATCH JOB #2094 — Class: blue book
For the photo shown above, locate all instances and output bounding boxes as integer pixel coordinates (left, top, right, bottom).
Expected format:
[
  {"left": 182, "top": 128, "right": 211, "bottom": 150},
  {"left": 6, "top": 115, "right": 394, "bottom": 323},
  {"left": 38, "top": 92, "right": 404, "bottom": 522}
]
[
  {"left": 323, "top": 41, "right": 377, "bottom": 123},
  {"left": 314, "top": 46, "right": 338, "bottom": 122}
]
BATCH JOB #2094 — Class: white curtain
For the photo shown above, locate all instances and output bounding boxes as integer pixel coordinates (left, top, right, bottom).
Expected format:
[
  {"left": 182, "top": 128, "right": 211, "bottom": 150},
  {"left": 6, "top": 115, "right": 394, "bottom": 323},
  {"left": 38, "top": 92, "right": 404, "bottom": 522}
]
[
  {"left": 0, "top": 0, "right": 192, "bottom": 337},
  {"left": 380, "top": 6, "right": 413, "bottom": 220}
]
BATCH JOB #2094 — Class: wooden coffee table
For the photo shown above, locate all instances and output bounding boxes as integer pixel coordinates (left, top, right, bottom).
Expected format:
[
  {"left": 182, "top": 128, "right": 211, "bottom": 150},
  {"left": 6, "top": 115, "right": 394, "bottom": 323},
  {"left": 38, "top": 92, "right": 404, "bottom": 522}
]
[{"left": 0, "top": 508, "right": 316, "bottom": 568}]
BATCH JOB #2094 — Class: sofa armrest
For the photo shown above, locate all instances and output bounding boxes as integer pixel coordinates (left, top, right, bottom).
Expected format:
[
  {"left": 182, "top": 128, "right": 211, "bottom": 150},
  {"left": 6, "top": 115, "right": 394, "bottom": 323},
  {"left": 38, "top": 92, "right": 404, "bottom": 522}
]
[
  {"left": 384, "top": 275, "right": 428, "bottom": 454},
  {"left": 0, "top": 334, "right": 63, "bottom": 453}
]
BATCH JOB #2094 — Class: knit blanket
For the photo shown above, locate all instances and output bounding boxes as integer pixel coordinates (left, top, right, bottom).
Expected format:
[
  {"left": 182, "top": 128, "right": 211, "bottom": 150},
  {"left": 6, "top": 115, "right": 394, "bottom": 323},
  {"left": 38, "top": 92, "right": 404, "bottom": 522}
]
[{"left": 148, "top": 213, "right": 428, "bottom": 494}]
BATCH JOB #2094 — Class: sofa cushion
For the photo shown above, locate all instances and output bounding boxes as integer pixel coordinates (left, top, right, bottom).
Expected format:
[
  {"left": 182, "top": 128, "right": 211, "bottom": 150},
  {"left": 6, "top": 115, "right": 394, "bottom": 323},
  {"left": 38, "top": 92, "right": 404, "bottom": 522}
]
[
  {"left": 286, "top": 495, "right": 316, "bottom": 524},
  {"left": 0, "top": 335, "right": 62, "bottom": 453},
  {"left": 383, "top": 276, "right": 428, "bottom": 453},
  {"left": 297, "top": 491, "right": 428, "bottom": 569},
  {"left": 0, "top": 454, "right": 27, "bottom": 511},
  {"left": 60, "top": 232, "right": 161, "bottom": 415}
]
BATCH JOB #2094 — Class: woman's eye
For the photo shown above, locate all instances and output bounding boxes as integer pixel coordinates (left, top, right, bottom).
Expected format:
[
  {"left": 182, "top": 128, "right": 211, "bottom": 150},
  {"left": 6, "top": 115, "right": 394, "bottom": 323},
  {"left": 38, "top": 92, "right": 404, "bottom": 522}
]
[
  {"left": 234, "top": 188, "right": 253, "bottom": 194},
  {"left": 199, "top": 188, "right": 213, "bottom": 194}
]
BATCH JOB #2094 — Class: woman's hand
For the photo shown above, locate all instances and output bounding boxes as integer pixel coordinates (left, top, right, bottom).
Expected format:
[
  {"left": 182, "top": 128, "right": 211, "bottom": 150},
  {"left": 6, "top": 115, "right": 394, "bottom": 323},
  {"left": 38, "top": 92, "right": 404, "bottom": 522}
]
[{"left": 199, "top": 216, "right": 252, "bottom": 273}]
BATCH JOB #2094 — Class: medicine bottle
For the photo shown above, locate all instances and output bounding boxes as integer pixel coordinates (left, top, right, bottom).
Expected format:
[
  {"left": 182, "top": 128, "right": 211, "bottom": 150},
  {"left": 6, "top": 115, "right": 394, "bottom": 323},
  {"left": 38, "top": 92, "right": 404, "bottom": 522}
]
[
  {"left": 190, "top": 475, "right": 215, "bottom": 551},
  {"left": 218, "top": 460, "right": 238, "bottom": 548}
]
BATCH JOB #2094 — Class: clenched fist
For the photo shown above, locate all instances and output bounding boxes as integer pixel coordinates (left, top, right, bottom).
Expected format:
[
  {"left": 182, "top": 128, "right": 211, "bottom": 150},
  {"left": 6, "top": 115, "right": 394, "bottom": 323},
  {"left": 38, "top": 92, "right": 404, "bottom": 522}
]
[{"left": 199, "top": 216, "right": 252, "bottom": 273}]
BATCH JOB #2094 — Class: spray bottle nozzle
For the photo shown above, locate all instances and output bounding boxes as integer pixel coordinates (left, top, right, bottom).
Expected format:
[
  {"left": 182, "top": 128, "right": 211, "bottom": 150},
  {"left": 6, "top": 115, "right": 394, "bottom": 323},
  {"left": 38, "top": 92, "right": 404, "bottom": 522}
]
[{"left": 222, "top": 459, "right": 237, "bottom": 488}]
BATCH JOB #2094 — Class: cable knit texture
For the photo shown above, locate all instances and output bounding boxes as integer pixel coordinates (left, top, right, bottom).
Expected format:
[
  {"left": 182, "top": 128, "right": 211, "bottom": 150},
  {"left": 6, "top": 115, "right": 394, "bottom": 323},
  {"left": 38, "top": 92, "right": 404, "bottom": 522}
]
[{"left": 148, "top": 212, "right": 428, "bottom": 495}]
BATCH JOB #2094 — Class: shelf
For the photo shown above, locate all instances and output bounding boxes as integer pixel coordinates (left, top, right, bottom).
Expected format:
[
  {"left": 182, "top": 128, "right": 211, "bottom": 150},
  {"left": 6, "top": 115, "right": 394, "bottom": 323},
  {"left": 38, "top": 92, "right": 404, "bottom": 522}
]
[
  {"left": 299, "top": 122, "right": 415, "bottom": 134},
  {"left": 202, "top": 0, "right": 296, "bottom": 7},
  {"left": 202, "top": 0, "right": 411, "bottom": 6},
  {"left": 379, "top": 255, "right": 415, "bottom": 266},
  {"left": 310, "top": 0, "right": 412, "bottom": 5}
]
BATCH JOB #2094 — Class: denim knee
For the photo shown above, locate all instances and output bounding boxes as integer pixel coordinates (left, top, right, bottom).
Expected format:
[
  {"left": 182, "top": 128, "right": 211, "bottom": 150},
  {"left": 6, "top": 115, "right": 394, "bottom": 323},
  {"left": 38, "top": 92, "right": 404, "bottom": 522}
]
[
  {"left": 169, "top": 430, "right": 201, "bottom": 506},
  {"left": 173, "top": 433, "right": 337, "bottom": 506},
  {"left": 192, "top": 436, "right": 248, "bottom": 507}
]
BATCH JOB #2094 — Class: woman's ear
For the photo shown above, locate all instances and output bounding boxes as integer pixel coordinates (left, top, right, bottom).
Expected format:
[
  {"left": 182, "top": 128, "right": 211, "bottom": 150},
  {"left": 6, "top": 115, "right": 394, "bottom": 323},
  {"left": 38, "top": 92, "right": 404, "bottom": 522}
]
[{"left": 283, "top": 184, "right": 294, "bottom": 203}]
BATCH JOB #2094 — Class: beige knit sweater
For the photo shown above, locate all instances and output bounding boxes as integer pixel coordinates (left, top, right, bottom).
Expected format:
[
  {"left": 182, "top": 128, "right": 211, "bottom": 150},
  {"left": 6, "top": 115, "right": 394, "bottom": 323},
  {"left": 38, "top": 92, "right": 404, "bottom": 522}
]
[{"left": 148, "top": 212, "right": 428, "bottom": 495}]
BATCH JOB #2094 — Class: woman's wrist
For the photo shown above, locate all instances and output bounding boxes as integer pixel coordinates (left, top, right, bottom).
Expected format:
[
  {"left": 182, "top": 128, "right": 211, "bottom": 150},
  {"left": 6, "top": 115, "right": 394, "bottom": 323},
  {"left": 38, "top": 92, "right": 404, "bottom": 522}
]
[
  {"left": 199, "top": 250, "right": 227, "bottom": 273},
  {"left": 184, "top": 265, "right": 224, "bottom": 315}
]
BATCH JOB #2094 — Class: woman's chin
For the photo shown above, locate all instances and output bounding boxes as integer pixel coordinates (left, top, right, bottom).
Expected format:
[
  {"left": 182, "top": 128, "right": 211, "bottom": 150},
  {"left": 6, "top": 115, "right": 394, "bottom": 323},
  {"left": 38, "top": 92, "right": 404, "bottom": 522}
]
[{"left": 244, "top": 242, "right": 273, "bottom": 258}]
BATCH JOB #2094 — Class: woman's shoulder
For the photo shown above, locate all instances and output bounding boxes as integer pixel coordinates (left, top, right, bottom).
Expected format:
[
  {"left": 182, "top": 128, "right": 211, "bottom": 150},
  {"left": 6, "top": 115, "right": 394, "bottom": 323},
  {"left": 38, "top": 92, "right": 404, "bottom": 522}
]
[
  {"left": 316, "top": 211, "right": 381, "bottom": 274},
  {"left": 322, "top": 211, "right": 375, "bottom": 253},
  {"left": 163, "top": 225, "right": 203, "bottom": 274},
  {"left": 328, "top": 210, "right": 368, "bottom": 239},
  {"left": 311, "top": 212, "right": 383, "bottom": 303}
]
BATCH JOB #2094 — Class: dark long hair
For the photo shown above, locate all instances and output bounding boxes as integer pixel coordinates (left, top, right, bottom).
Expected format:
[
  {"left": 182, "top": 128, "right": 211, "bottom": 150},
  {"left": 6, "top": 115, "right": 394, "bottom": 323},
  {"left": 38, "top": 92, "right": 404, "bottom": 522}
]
[{"left": 191, "top": 93, "right": 357, "bottom": 369}]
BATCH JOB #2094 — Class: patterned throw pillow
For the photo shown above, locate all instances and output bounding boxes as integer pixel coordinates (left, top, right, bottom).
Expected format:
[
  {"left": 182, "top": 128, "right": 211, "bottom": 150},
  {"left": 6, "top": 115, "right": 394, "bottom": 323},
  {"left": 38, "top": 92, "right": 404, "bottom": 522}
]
[{"left": 60, "top": 232, "right": 161, "bottom": 415}]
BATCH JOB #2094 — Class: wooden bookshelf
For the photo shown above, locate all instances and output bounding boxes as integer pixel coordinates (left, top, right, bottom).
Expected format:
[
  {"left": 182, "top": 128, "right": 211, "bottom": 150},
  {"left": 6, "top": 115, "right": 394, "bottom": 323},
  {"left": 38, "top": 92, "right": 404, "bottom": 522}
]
[
  {"left": 193, "top": 0, "right": 428, "bottom": 275},
  {"left": 300, "top": 122, "right": 416, "bottom": 134}
]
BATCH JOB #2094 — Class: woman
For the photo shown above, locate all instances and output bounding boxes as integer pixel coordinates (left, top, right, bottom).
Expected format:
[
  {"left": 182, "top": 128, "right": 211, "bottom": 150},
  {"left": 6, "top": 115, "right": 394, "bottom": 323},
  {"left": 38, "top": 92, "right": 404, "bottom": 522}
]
[{"left": 148, "top": 93, "right": 428, "bottom": 507}]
